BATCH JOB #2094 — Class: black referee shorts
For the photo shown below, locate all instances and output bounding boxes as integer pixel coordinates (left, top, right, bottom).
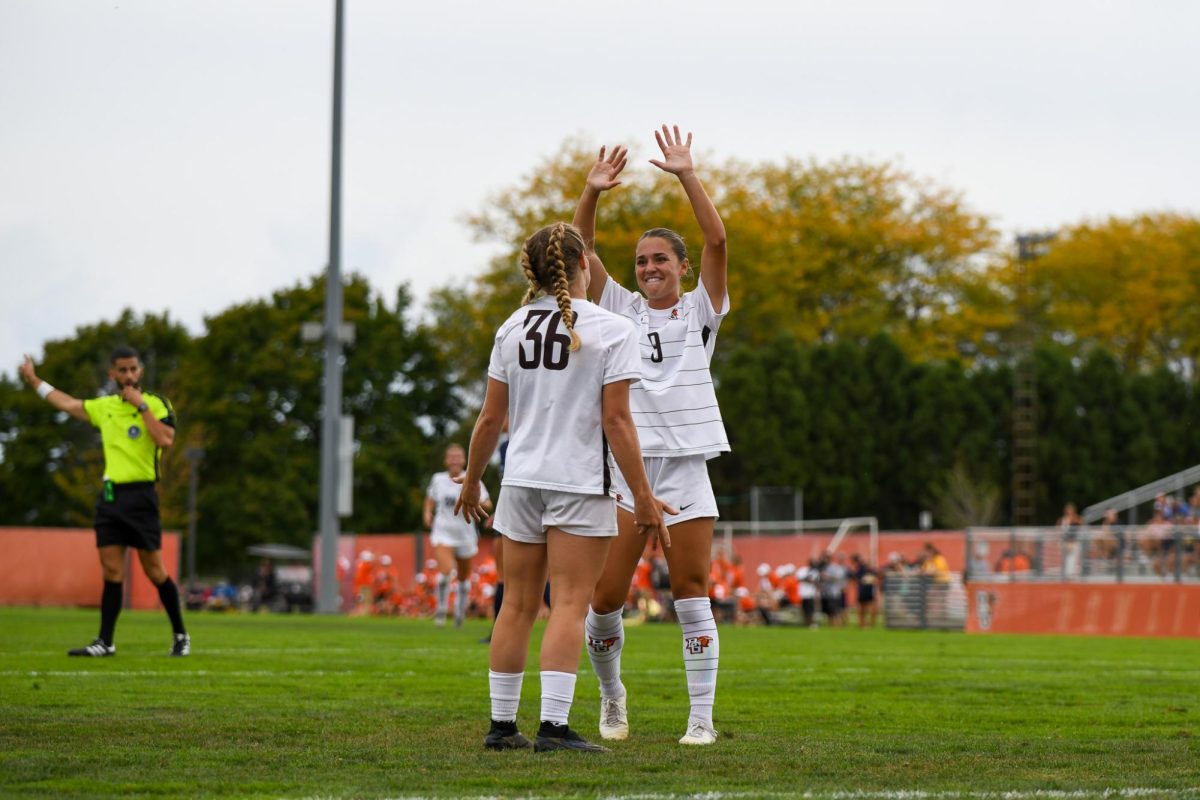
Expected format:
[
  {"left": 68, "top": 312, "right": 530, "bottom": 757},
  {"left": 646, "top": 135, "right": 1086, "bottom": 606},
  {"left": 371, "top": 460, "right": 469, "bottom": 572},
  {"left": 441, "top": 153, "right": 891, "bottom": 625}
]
[{"left": 95, "top": 482, "right": 162, "bottom": 551}]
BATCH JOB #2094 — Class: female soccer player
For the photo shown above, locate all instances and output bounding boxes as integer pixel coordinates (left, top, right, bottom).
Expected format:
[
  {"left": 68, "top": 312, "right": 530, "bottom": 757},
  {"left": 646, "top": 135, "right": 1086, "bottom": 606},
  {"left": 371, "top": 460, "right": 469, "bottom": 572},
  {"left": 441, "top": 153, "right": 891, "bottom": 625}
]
[
  {"left": 424, "top": 443, "right": 489, "bottom": 627},
  {"left": 456, "top": 222, "right": 672, "bottom": 753},
  {"left": 575, "top": 125, "right": 729, "bottom": 746}
]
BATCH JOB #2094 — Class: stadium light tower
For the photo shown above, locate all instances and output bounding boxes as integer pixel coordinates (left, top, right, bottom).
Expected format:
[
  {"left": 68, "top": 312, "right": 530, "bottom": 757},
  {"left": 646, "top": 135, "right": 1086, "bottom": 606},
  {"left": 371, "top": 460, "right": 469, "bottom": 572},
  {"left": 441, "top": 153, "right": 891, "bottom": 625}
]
[
  {"left": 315, "top": 0, "right": 348, "bottom": 614},
  {"left": 1011, "top": 231, "right": 1056, "bottom": 527}
]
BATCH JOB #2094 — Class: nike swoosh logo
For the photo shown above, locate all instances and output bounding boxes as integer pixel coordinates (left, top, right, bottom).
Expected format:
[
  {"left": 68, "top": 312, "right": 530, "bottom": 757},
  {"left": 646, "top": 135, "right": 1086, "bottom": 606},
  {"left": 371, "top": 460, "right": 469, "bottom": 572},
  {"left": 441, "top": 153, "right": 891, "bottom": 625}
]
[{"left": 677, "top": 503, "right": 694, "bottom": 512}]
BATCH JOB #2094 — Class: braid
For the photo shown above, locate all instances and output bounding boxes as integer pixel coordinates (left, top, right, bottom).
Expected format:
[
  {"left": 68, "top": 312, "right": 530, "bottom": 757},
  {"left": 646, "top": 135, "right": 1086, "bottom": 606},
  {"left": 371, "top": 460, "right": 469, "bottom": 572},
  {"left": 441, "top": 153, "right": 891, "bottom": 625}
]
[
  {"left": 547, "top": 223, "right": 581, "bottom": 352},
  {"left": 519, "top": 243, "right": 540, "bottom": 306}
]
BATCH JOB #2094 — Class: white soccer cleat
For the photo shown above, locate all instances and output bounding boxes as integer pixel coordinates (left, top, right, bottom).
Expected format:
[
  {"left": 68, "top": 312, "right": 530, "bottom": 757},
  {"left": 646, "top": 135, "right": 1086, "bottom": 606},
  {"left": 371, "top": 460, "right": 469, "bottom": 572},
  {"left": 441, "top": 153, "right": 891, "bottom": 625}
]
[
  {"left": 599, "top": 694, "right": 629, "bottom": 741},
  {"left": 678, "top": 720, "right": 717, "bottom": 745}
]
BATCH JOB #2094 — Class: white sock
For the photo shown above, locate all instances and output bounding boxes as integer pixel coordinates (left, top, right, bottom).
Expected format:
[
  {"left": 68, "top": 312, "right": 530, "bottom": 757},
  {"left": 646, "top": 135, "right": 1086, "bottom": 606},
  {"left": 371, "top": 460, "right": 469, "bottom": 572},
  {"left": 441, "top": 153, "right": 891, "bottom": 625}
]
[
  {"left": 455, "top": 580, "right": 470, "bottom": 623},
  {"left": 675, "top": 597, "right": 719, "bottom": 727},
  {"left": 489, "top": 670, "right": 523, "bottom": 722},
  {"left": 435, "top": 574, "right": 449, "bottom": 615},
  {"left": 539, "top": 670, "right": 577, "bottom": 726},
  {"left": 585, "top": 607, "right": 626, "bottom": 699}
]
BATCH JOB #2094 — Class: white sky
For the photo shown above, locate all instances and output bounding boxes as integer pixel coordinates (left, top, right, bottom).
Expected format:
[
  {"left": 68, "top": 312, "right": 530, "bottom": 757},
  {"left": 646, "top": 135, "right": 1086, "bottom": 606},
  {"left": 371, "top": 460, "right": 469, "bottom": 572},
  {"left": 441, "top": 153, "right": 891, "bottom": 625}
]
[{"left": 2, "top": 0, "right": 1198, "bottom": 370}]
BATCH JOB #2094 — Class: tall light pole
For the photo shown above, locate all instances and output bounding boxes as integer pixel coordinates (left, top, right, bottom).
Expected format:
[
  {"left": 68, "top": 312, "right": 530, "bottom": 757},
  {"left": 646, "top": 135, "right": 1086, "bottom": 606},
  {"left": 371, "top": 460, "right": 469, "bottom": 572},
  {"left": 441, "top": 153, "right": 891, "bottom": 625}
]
[
  {"left": 316, "top": 0, "right": 347, "bottom": 614},
  {"left": 1011, "top": 232, "right": 1055, "bottom": 527}
]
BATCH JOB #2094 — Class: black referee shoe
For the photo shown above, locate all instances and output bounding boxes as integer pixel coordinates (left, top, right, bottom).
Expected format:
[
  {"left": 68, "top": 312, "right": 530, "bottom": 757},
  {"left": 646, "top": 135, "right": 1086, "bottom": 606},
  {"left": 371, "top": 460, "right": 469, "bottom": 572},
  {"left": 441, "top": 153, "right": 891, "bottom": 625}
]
[
  {"left": 170, "top": 633, "right": 190, "bottom": 657},
  {"left": 483, "top": 719, "right": 532, "bottom": 750},
  {"left": 534, "top": 721, "right": 608, "bottom": 753},
  {"left": 68, "top": 638, "right": 115, "bottom": 657}
]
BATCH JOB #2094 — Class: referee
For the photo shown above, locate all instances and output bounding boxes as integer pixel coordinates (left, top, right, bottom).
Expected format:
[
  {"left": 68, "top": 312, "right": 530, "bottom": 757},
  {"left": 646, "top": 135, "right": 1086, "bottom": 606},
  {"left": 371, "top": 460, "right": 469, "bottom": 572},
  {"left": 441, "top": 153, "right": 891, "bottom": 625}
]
[{"left": 20, "top": 347, "right": 190, "bottom": 657}]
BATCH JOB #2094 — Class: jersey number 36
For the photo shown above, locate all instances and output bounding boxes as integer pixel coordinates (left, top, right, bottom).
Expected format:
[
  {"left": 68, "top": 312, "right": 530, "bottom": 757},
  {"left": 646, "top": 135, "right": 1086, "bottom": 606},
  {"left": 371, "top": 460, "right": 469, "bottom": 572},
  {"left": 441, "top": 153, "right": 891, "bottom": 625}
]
[{"left": 519, "top": 310, "right": 571, "bottom": 371}]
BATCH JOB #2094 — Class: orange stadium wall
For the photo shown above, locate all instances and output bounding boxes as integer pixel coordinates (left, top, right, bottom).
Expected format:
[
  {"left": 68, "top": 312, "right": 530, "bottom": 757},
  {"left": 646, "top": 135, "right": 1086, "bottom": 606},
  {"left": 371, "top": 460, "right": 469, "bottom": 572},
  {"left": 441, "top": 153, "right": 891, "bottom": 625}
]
[
  {"left": 966, "top": 582, "right": 1200, "bottom": 639},
  {"left": 0, "top": 527, "right": 181, "bottom": 610}
]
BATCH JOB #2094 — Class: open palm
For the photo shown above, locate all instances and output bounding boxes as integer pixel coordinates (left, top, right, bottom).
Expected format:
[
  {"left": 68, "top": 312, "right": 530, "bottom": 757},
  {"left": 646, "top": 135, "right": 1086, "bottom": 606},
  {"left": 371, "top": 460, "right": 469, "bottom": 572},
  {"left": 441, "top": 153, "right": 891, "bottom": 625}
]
[
  {"left": 586, "top": 145, "right": 628, "bottom": 193},
  {"left": 649, "top": 124, "right": 694, "bottom": 175}
]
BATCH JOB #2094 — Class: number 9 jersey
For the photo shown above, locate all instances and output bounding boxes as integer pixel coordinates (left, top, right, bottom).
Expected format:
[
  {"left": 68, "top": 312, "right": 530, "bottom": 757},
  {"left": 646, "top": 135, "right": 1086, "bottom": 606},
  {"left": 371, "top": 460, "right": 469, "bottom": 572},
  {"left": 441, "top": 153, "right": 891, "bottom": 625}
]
[{"left": 487, "top": 295, "right": 641, "bottom": 495}]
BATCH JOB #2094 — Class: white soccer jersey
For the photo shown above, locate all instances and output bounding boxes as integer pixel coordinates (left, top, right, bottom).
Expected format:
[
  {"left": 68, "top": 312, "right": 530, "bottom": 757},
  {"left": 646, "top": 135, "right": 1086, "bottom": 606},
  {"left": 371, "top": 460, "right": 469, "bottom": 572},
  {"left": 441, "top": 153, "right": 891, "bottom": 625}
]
[
  {"left": 428, "top": 471, "right": 487, "bottom": 540},
  {"left": 488, "top": 295, "right": 641, "bottom": 494},
  {"left": 598, "top": 277, "right": 731, "bottom": 458}
]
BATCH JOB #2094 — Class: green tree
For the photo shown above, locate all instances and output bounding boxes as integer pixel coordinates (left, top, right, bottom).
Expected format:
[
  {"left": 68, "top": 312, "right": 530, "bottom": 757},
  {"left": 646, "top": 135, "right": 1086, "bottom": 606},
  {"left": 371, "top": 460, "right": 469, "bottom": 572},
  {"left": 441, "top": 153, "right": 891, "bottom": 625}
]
[{"left": 178, "top": 275, "right": 461, "bottom": 571}]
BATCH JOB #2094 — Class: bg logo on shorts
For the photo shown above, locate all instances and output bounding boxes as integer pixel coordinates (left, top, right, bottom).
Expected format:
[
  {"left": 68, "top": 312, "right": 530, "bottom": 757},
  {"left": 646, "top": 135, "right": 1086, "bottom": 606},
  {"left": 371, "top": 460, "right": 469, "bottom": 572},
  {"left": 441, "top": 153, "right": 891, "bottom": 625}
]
[
  {"left": 684, "top": 635, "right": 713, "bottom": 654},
  {"left": 127, "top": 425, "right": 141, "bottom": 440},
  {"left": 588, "top": 636, "right": 619, "bottom": 653}
]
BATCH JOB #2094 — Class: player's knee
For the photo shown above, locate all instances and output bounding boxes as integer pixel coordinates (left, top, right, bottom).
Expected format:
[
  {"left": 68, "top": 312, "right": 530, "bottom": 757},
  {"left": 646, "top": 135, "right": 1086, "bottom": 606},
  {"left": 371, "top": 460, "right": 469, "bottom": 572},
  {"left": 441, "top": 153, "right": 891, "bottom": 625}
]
[{"left": 101, "top": 565, "right": 125, "bottom": 582}]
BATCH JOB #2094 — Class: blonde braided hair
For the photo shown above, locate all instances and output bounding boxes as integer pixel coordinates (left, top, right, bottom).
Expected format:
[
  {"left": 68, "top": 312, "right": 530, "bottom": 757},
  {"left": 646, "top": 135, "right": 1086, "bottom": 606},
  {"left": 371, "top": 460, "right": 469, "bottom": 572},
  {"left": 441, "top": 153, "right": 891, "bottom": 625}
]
[
  {"left": 518, "top": 222, "right": 585, "bottom": 351},
  {"left": 546, "top": 223, "right": 581, "bottom": 352}
]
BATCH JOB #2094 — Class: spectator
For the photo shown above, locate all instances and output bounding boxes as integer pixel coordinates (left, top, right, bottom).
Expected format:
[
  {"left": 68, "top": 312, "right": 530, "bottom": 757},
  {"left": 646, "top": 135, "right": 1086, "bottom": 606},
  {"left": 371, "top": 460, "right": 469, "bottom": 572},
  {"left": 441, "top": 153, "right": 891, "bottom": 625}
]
[
  {"left": 919, "top": 542, "right": 950, "bottom": 583},
  {"left": 1058, "top": 502, "right": 1084, "bottom": 578},
  {"left": 819, "top": 555, "right": 847, "bottom": 627},
  {"left": 797, "top": 559, "right": 819, "bottom": 628},
  {"left": 848, "top": 553, "right": 879, "bottom": 629},
  {"left": 252, "top": 558, "right": 277, "bottom": 612}
]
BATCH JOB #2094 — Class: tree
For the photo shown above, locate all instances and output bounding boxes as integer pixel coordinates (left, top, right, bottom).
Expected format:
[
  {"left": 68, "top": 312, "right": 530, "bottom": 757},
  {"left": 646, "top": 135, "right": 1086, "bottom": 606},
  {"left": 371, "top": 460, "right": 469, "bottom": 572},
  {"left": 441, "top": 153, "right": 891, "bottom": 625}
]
[
  {"left": 177, "top": 275, "right": 461, "bottom": 570},
  {"left": 429, "top": 141, "right": 1000, "bottom": 392}
]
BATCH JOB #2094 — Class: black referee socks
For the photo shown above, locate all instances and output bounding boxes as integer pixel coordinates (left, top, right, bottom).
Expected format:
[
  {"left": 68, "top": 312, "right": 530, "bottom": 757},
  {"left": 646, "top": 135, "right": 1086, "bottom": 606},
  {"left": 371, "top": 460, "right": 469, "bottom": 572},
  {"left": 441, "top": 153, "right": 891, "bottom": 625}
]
[{"left": 154, "top": 577, "right": 186, "bottom": 636}]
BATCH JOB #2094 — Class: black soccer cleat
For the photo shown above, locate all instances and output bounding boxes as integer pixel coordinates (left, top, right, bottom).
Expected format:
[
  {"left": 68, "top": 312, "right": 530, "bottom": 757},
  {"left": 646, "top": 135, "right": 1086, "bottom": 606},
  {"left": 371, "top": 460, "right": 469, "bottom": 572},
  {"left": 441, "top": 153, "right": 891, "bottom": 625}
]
[
  {"left": 534, "top": 721, "right": 608, "bottom": 753},
  {"left": 483, "top": 719, "right": 532, "bottom": 751},
  {"left": 68, "top": 638, "right": 115, "bottom": 657},
  {"left": 170, "top": 633, "right": 191, "bottom": 657}
]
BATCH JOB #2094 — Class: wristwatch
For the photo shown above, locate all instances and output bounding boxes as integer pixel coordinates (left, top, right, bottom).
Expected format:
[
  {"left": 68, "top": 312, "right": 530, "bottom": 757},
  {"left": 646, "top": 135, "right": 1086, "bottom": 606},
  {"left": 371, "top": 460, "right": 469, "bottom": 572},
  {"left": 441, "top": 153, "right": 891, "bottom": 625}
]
[{"left": 137, "top": 402, "right": 149, "bottom": 413}]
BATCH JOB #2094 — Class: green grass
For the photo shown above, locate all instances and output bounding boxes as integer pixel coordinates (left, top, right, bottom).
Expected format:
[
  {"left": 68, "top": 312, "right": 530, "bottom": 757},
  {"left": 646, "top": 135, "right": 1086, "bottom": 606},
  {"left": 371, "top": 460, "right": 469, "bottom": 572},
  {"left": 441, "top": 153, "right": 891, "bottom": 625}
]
[{"left": 0, "top": 608, "right": 1198, "bottom": 799}]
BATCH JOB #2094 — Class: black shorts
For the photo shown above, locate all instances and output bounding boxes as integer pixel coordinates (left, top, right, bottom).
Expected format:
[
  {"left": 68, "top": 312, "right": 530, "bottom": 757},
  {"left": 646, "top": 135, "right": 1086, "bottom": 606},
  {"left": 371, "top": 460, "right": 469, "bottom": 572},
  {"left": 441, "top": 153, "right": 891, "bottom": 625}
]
[
  {"left": 821, "top": 595, "right": 842, "bottom": 617},
  {"left": 95, "top": 482, "right": 162, "bottom": 551}
]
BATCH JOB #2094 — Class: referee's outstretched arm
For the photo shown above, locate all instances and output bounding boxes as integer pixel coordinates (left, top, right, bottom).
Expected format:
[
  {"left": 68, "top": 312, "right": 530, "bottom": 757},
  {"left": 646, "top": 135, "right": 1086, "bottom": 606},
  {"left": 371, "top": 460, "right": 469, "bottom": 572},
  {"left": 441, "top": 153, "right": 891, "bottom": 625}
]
[{"left": 20, "top": 355, "right": 89, "bottom": 422}]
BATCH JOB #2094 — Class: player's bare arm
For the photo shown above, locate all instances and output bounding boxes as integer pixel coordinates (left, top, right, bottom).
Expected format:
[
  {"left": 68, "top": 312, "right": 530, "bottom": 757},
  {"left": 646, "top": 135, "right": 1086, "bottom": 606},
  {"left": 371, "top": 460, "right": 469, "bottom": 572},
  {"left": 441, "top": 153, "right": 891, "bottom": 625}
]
[
  {"left": 19, "top": 355, "right": 89, "bottom": 422},
  {"left": 454, "top": 378, "right": 508, "bottom": 523},
  {"left": 573, "top": 144, "right": 627, "bottom": 301},
  {"left": 650, "top": 125, "right": 728, "bottom": 306},
  {"left": 601, "top": 379, "right": 676, "bottom": 549}
]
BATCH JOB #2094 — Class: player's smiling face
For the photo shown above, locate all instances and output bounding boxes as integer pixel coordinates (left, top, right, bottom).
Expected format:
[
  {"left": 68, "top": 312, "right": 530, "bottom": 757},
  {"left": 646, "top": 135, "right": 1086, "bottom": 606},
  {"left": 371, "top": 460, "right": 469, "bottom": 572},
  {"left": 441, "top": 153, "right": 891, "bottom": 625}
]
[
  {"left": 109, "top": 357, "right": 142, "bottom": 389},
  {"left": 635, "top": 237, "right": 687, "bottom": 305}
]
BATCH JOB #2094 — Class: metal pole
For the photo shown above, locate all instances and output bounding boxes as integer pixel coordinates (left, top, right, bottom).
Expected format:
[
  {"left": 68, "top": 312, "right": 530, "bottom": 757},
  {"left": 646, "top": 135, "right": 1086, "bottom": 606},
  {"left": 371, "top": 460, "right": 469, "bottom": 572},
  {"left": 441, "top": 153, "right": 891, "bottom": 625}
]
[{"left": 317, "top": 0, "right": 346, "bottom": 614}]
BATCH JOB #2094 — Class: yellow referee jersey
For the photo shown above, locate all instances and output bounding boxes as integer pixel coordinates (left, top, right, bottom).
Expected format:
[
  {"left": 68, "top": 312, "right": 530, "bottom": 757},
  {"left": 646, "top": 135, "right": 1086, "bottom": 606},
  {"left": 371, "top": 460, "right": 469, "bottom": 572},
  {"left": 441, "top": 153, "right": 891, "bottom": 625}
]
[{"left": 82, "top": 393, "right": 175, "bottom": 484}]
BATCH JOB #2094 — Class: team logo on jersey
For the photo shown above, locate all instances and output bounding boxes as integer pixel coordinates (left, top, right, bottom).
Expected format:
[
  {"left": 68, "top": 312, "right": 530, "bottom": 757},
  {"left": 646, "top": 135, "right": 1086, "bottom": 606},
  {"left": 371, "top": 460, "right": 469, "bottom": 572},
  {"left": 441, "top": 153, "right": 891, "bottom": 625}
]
[
  {"left": 670, "top": 308, "right": 680, "bottom": 320},
  {"left": 588, "top": 635, "right": 620, "bottom": 653},
  {"left": 127, "top": 425, "right": 141, "bottom": 440},
  {"left": 684, "top": 635, "right": 713, "bottom": 654}
]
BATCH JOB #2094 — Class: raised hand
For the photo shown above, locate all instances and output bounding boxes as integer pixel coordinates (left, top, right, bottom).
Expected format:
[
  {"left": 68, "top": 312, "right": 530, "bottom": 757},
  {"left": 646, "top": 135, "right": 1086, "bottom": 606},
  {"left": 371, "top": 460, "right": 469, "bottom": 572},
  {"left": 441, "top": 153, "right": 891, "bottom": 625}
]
[
  {"left": 585, "top": 145, "right": 628, "bottom": 193},
  {"left": 649, "top": 124, "right": 694, "bottom": 176},
  {"left": 18, "top": 355, "right": 38, "bottom": 387}
]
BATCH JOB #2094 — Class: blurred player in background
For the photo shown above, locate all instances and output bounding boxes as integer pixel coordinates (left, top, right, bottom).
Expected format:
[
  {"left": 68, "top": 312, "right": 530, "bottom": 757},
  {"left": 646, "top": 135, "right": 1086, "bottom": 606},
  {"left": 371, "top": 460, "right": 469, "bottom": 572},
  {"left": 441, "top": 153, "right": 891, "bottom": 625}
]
[
  {"left": 19, "top": 349, "right": 189, "bottom": 657},
  {"left": 424, "top": 444, "right": 490, "bottom": 627}
]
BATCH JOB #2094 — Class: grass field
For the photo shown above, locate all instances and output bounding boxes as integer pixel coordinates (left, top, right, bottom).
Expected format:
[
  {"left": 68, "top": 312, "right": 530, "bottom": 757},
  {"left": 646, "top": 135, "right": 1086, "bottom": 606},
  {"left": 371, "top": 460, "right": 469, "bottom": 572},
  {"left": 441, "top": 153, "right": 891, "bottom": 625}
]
[{"left": 1, "top": 607, "right": 1198, "bottom": 799}]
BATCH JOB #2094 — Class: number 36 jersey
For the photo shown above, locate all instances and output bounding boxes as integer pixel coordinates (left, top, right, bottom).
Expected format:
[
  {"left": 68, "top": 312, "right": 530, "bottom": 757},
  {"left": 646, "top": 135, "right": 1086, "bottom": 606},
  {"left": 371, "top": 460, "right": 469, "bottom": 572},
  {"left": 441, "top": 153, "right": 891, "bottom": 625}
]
[
  {"left": 487, "top": 295, "right": 641, "bottom": 495},
  {"left": 598, "top": 278, "right": 731, "bottom": 459}
]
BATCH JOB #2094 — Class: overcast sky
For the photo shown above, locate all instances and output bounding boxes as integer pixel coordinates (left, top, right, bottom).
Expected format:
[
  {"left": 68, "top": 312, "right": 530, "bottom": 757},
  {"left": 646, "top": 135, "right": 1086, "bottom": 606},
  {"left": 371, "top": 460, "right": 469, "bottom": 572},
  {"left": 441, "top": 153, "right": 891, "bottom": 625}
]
[{"left": 2, "top": 0, "right": 1197, "bottom": 372}]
